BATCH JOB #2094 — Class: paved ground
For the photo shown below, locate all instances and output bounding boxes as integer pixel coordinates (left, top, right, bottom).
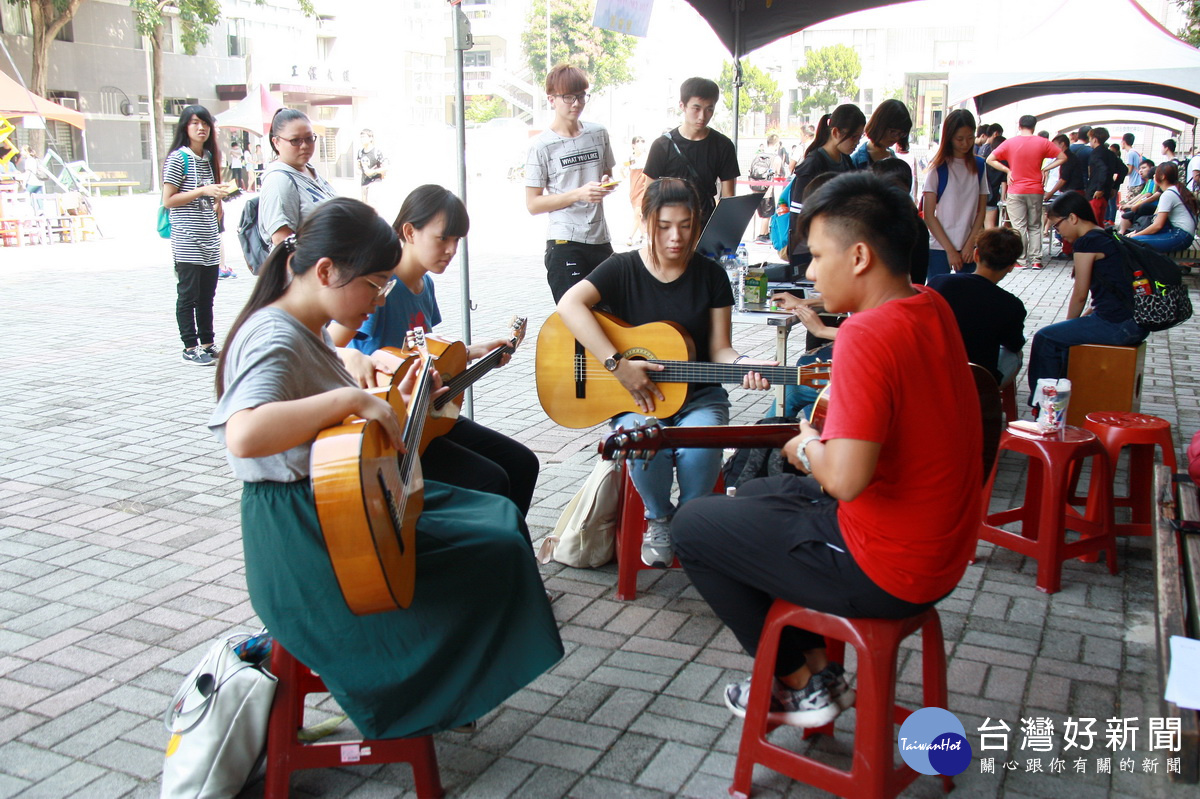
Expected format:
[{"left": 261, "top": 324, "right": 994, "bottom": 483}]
[{"left": 1, "top": 189, "right": 1198, "bottom": 799}]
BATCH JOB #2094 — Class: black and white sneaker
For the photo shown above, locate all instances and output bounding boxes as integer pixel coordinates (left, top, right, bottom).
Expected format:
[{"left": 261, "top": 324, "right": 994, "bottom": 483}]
[
  {"left": 724, "top": 676, "right": 840, "bottom": 728},
  {"left": 816, "top": 662, "right": 856, "bottom": 711},
  {"left": 203, "top": 344, "right": 221, "bottom": 360},
  {"left": 641, "top": 517, "right": 673, "bottom": 568},
  {"left": 182, "top": 346, "right": 214, "bottom": 366}
]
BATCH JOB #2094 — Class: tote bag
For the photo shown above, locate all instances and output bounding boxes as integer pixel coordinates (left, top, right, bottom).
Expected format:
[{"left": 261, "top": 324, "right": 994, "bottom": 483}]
[{"left": 537, "top": 457, "right": 621, "bottom": 568}]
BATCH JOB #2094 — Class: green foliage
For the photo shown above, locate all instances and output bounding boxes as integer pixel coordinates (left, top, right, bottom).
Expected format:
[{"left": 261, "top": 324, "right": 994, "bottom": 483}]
[
  {"left": 521, "top": 0, "right": 636, "bottom": 94},
  {"left": 794, "top": 44, "right": 861, "bottom": 115},
  {"left": 465, "top": 95, "right": 508, "bottom": 124},
  {"left": 717, "top": 60, "right": 782, "bottom": 116},
  {"left": 1177, "top": 0, "right": 1200, "bottom": 46}
]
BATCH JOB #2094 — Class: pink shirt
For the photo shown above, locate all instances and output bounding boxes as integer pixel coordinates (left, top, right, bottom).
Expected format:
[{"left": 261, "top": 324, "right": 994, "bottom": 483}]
[{"left": 990, "top": 135, "right": 1061, "bottom": 195}]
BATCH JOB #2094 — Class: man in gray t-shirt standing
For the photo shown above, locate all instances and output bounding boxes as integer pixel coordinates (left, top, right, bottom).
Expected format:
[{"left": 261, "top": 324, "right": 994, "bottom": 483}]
[{"left": 525, "top": 64, "right": 616, "bottom": 303}]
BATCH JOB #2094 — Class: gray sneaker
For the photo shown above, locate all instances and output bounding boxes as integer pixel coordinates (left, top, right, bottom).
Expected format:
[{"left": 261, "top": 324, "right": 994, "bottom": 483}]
[
  {"left": 816, "top": 662, "right": 856, "bottom": 711},
  {"left": 724, "top": 676, "right": 840, "bottom": 728},
  {"left": 182, "top": 346, "right": 214, "bottom": 366},
  {"left": 641, "top": 517, "right": 673, "bottom": 568}
]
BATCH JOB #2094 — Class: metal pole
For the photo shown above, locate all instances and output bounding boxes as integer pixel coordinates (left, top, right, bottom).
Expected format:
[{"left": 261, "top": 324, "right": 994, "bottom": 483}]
[
  {"left": 452, "top": 3, "right": 474, "bottom": 417},
  {"left": 144, "top": 36, "right": 160, "bottom": 191},
  {"left": 731, "top": 1, "right": 742, "bottom": 152},
  {"left": 546, "top": 0, "right": 551, "bottom": 77}
]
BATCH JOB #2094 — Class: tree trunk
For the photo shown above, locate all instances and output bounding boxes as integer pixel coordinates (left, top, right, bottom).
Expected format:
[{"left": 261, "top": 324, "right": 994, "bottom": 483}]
[
  {"left": 26, "top": 0, "right": 87, "bottom": 154},
  {"left": 152, "top": 25, "right": 167, "bottom": 168}
]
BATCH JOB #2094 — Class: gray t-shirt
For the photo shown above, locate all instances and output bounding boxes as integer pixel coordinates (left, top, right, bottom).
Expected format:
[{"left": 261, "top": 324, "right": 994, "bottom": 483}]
[
  {"left": 257, "top": 161, "right": 337, "bottom": 244},
  {"left": 209, "top": 307, "right": 355, "bottom": 482},
  {"left": 1157, "top": 187, "right": 1197, "bottom": 236},
  {"left": 525, "top": 121, "right": 615, "bottom": 244}
]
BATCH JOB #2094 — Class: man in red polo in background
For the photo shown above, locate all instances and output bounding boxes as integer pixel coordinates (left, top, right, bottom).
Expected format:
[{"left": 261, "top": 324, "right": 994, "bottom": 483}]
[{"left": 986, "top": 115, "right": 1065, "bottom": 270}]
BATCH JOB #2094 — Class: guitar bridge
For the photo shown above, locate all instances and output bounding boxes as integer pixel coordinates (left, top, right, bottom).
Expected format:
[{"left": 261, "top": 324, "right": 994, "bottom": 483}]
[{"left": 574, "top": 340, "right": 586, "bottom": 399}]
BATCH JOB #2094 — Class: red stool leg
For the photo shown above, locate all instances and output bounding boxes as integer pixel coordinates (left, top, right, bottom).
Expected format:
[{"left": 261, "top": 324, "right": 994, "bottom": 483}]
[
  {"left": 1033, "top": 452, "right": 1072, "bottom": 594},
  {"left": 615, "top": 465, "right": 646, "bottom": 601},
  {"left": 730, "top": 610, "right": 788, "bottom": 799},
  {"left": 853, "top": 622, "right": 904, "bottom": 799}
]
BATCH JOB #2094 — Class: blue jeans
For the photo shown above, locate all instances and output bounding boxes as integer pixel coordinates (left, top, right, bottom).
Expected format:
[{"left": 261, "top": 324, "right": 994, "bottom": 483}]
[
  {"left": 1027, "top": 315, "right": 1148, "bottom": 406},
  {"left": 1133, "top": 225, "right": 1194, "bottom": 253},
  {"left": 612, "top": 384, "right": 730, "bottom": 520},
  {"left": 926, "top": 249, "right": 976, "bottom": 282},
  {"left": 767, "top": 343, "right": 834, "bottom": 419}
]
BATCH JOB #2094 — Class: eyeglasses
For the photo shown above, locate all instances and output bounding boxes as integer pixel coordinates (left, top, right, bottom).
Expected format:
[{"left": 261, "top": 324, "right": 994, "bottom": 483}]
[
  {"left": 554, "top": 93, "right": 589, "bottom": 105},
  {"left": 274, "top": 135, "right": 318, "bottom": 147},
  {"left": 1049, "top": 218, "right": 1064, "bottom": 232},
  {"left": 362, "top": 276, "right": 396, "bottom": 298}
]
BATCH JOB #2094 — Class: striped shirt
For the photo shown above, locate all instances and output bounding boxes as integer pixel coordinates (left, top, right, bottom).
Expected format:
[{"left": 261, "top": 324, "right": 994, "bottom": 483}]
[{"left": 163, "top": 148, "right": 220, "bottom": 266}]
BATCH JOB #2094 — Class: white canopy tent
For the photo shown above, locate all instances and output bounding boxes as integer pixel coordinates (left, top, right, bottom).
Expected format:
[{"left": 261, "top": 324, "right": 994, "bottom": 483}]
[{"left": 948, "top": 0, "right": 1200, "bottom": 115}]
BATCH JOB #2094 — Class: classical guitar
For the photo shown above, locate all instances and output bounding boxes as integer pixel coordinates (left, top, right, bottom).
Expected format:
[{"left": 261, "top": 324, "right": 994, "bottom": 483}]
[
  {"left": 598, "top": 393, "right": 828, "bottom": 462},
  {"left": 536, "top": 311, "right": 830, "bottom": 428},
  {"left": 375, "top": 316, "right": 527, "bottom": 452},
  {"left": 310, "top": 330, "right": 438, "bottom": 616}
]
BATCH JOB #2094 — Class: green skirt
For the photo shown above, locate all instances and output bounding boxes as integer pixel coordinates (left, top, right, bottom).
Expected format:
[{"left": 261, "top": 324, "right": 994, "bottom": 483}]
[{"left": 241, "top": 479, "right": 563, "bottom": 739}]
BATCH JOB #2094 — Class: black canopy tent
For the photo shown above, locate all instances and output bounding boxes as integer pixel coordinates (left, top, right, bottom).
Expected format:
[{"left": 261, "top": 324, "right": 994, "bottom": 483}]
[
  {"left": 681, "top": 0, "right": 898, "bottom": 148},
  {"left": 1052, "top": 119, "right": 1183, "bottom": 137},
  {"left": 1029, "top": 103, "right": 1199, "bottom": 130},
  {"left": 974, "top": 80, "right": 1200, "bottom": 118}
]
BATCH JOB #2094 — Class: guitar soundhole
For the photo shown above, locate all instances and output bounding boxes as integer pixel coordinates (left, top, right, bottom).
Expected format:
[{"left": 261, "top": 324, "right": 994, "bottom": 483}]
[{"left": 376, "top": 468, "right": 405, "bottom": 556}]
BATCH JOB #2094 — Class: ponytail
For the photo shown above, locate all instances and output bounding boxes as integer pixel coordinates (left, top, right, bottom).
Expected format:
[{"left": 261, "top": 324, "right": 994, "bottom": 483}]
[
  {"left": 804, "top": 104, "right": 866, "bottom": 159},
  {"left": 215, "top": 198, "right": 401, "bottom": 397}
]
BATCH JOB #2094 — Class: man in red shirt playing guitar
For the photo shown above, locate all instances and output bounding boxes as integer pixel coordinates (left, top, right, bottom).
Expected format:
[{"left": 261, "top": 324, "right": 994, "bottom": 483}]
[{"left": 672, "top": 172, "right": 983, "bottom": 728}]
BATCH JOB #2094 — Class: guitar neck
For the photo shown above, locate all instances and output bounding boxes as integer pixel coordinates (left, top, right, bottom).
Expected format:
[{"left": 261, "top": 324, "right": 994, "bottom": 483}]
[
  {"left": 649, "top": 361, "right": 812, "bottom": 386},
  {"left": 600, "top": 424, "right": 799, "bottom": 458},
  {"left": 434, "top": 344, "right": 514, "bottom": 409}
]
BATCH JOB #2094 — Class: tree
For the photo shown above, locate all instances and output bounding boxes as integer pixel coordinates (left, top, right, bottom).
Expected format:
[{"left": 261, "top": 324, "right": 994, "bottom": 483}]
[
  {"left": 717, "top": 61, "right": 782, "bottom": 118},
  {"left": 521, "top": 0, "right": 636, "bottom": 94},
  {"left": 794, "top": 44, "right": 861, "bottom": 115},
  {"left": 466, "top": 95, "right": 508, "bottom": 124},
  {"left": 6, "top": 0, "right": 89, "bottom": 151},
  {"left": 1177, "top": 0, "right": 1200, "bottom": 46},
  {"left": 131, "top": 0, "right": 312, "bottom": 173}
]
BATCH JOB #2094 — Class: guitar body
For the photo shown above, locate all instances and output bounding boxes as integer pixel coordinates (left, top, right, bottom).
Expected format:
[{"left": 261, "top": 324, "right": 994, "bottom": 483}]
[
  {"left": 536, "top": 311, "right": 694, "bottom": 428},
  {"left": 377, "top": 341, "right": 468, "bottom": 449},
  {"left": 311, "top": 418, "right": 421, "bottom": 615}
]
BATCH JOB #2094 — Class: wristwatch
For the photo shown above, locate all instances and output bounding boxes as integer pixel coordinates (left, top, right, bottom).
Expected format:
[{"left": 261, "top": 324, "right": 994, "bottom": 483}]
[
  {"left": 796, "top": 435, "right": 821, "bottom": 473},
  {"left": 603, "top": 352, "right": 624, "bottom": 372}
]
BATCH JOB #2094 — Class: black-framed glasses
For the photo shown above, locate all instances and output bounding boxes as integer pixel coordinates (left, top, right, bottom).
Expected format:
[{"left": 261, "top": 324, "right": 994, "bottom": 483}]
[
  {"left": 554, "top": 93, "right": 589, "bottom": 105},
  {"left": 275, "top": 135, "right": 318, "bottom": 147},
  {"left": 1049, "top": 218, "right": 1064, "bottom": 232},
  {"left": 362, "top": 276, "right": 396, "bottom": 299}
]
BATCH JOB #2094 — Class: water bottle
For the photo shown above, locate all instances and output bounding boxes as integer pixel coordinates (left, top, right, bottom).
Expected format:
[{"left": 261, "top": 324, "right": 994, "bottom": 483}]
[{"left": 735, "top": 243, "right": 749, "bottom": 311}]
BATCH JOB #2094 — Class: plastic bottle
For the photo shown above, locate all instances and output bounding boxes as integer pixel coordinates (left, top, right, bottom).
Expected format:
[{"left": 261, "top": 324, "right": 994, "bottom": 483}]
[
  {"left": 735, "top": 243, "right": 749, "bottom": 311},
  {"left": 1132, "top": 269, "right": 1151, "bottom": 297},
  {"left": 736, "top": 242, "right": 750, "bottom": 269}
]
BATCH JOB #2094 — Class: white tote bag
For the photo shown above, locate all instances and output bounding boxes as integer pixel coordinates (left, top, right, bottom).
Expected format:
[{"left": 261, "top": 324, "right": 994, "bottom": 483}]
[
  {"left": 161, "top": 631, "right": 277, "bottom": 799},
  {"left": 537, "top": 457, "right": 621, "bottom": 568}
]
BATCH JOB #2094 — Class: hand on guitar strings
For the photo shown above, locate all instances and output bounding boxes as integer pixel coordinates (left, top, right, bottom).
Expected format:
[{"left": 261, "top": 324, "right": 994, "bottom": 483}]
[
  {"left": 736, "top": 358, "right": 777, "bottom": 391},
  {"left": 614, "top": 359, "right": 666, "bottom": 414},
  {"left": 353, "top": 392, "right": 406, "bottom": 452},
  {"left": 339, "top": 347, "right": 397, "bottom": 389}
]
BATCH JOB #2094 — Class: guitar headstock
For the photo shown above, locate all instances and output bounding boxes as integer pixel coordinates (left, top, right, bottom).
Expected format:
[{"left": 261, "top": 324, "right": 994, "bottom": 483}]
[
  {"left": 800, "top": 361, "right": 831, "bottom": 389},
  {"left": 508, "top": 316, "right": 528, "bottom": 350},
  {"left": 407, "top": 327, "right": 429, "bottom": 357},
  {"left": 598, "top": 419, "right": 664, "bottom": 461}
]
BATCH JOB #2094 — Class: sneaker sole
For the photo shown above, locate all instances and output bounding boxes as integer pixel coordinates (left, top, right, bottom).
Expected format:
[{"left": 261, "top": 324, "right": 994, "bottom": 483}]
[
  {"left": 182, "top": 358, "right": 216, "bottom": 366},
  {"left": 640, "top": 551, "right": 672, "bottom": 569},
  {"left": 830, "top": 685, "right": 856, "bottom": 711},
  {"left": 724, "top": 686, "right": 842, "bottom": 728}
]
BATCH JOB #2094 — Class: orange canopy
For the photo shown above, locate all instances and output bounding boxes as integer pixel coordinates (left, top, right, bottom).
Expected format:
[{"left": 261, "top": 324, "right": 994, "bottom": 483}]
[{"left": 0, "top": 69, "right": 86, "bottom": 129}]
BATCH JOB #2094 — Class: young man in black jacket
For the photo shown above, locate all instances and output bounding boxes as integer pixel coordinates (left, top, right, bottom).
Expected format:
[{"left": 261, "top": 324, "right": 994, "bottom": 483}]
[{"left": 1085, "top": 127, "right": 1120, "bottom": 225}]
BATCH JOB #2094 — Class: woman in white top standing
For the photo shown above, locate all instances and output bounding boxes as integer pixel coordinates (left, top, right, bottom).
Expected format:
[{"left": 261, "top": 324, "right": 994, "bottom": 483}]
[
  {"left": 922, "top": 109, "right": 987, "bottom": 281},
  {"left": 258, "top": 108, "right": 336, "bottom": 248},
  {"left": 1128, "top": 162, "right": 1198, "bottom": 252}
]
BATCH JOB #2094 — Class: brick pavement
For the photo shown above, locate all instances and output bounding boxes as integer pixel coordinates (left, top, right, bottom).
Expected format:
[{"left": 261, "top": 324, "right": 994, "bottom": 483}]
[{"left": 1, "top": 192, "right": 1198, "bottom": 798}]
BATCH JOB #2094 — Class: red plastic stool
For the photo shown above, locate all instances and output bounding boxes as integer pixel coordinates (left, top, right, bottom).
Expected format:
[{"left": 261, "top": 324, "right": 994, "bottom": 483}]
[
  {"left": 980, "top": 425, "right": 1117, "bottom": 594},
  {"left": 614, "top": 463, "right": 723, "bottom": 601},
  {"left": 264, "top": 642, "right": 443, "bottom": 798},
  {"left": 730, "top": 601, "right": 953, "bottom": 799},
  {"left": 1000, "top": 380, "right": 1020, "bottom": 424},
  {"left": 1082, "top": 411, "right": 1177, "bottom": 537}
]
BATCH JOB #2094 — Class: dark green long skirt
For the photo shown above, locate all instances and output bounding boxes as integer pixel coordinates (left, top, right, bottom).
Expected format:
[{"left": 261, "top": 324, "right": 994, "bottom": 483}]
[{"left": 241, "top": 479, "right": 563, "bottom": 739}]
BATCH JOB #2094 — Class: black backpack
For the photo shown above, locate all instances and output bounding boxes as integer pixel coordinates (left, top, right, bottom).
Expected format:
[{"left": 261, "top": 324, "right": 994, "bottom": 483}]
[
  {"left": 748, "top": 151, "right": 774, "bottom": 190},
  {"left": 721, "top": 417, "right": 801, "bottom": 489},
  {"left": 1104, "top": 232, "right": 1193, "bottom": 332},
  {"left": 238, "top": 170, "right": 299, "bottom": 275}
]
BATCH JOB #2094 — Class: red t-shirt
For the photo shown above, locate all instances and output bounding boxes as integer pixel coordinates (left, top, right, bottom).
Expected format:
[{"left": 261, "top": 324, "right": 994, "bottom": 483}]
[
  {"left": 990, "top": 135, "right": 1061, "bottom": 195},
  {"left": 821, "top": 286, "right": 982, "bottom": 604}
]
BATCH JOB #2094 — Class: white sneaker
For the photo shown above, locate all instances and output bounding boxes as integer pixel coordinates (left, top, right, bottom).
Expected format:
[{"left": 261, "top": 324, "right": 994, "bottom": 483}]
[
  {"left": 640, "top": 517, "right": 673, "bottom": 568},
  {"left": 724, "top": 676, "right": 840, "bottom": 728}
]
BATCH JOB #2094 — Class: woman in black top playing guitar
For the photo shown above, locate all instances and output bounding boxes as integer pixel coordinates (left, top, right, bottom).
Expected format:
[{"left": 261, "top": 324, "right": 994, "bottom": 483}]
[{"left": 556, "top": 177, "right": 774, "bottom": 568}]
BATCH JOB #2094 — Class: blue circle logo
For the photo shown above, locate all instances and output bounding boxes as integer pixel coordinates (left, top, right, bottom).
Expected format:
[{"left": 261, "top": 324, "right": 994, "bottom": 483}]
[{"left": 897, "top": 707, "right": 972, "bottom": 776}]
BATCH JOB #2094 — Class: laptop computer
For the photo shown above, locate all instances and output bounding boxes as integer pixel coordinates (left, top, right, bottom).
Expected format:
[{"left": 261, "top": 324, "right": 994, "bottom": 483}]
[{"left": 696, "top": 193, "right": 761, "bottom": 261}]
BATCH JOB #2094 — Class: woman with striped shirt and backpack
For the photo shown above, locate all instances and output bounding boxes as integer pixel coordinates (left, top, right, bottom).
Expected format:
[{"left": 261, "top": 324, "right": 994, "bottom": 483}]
[{"left": 162, "top": 105, "right": 233, "bottom": 366}]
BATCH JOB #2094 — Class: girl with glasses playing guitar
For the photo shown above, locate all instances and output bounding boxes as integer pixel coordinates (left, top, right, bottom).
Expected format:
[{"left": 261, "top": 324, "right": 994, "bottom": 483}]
[
  {"left": 209, "top": 198, "right": 561, "bottom": 741},
  {"left": 330, "top": 185, "right": 540, "bottom": 520}
]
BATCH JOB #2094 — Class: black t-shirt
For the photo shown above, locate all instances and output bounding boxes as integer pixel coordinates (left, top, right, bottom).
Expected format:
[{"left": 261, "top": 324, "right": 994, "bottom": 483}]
[
  {"left": 1058, "top": 151, "right": 1084, "bottom": 192},
  {"left": 927, "top": 272, "right": 1027, "bottom": 382},
  {"left": 585, "top": 250, "right": 734, "bottom": 366},
  {"left": 1074, "top": 229, "right": 1137, "bottom": 324},
  {"left": 786, "top": 148, "right": 854, "bottom": 265},
  {"left": 643, "top": 129, "right": 740, "bottom": 219}
]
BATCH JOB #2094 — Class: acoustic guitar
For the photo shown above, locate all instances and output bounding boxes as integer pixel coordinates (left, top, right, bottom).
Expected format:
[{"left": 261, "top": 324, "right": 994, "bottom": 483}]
[
  {"left": 310, "top": 331, "right": 438, "bottom": 616},
  {"left": 375, "top": 316, "right": 527, "bottom": 453},
  {"left": 536, "top": 311, "right": 830, "bottom": 428}
]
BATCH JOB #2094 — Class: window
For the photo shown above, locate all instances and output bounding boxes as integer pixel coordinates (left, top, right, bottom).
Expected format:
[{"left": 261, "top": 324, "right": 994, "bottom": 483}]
[
  {"left": 161, "top": 16, "right": 178, "bottom": 54},
  {"left": 228, "top": 18, "right": 246, "bottom": 57},
  {"left": 55, "top": 20, "right": 73, "bottom": 42},
  {"left": 141, "top": 123, "right": 152, "bottom": 160},
  {"left": 138, "top": 95, "right": 151, "bottom": 115},
  {"left": 164, "top": 97, "right": 198, "bottom": 117},
  {"left": 45, "top": 121, "right": 76, "bottom": 162},
  {"left": 0, "top": 2, "right": 32, "bottom": 36},
  {"left": 318, "top": 128, "right": 338, "bottom": 162},
  {"left": 463, "top": 50, "right": 491, "bottom": 68}
]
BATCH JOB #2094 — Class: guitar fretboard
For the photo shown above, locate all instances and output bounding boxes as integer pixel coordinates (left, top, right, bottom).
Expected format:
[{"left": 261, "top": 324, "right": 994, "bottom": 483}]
[{"left": 649, "top": 361, "right": 815, "bottom": 386}]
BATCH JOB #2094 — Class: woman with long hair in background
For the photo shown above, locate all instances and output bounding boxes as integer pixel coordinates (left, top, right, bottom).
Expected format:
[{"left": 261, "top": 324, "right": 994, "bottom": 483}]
[{"left": 922, "top": 108, "right": 987, "bottom": 280}]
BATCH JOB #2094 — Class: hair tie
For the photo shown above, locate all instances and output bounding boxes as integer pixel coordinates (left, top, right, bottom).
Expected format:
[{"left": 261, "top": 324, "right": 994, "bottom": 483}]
[{"left": 281, "top": 234, "right": 297, "bottom": 253}]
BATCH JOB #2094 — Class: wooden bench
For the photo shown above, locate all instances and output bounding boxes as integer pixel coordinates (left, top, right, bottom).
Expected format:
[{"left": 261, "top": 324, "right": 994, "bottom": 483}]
[
  {"left": 1155, "top": 464, "right": 1200, "bottom": 783},
  {"left": 87, "top": 171, "right": 140, "bottom": 195}
]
